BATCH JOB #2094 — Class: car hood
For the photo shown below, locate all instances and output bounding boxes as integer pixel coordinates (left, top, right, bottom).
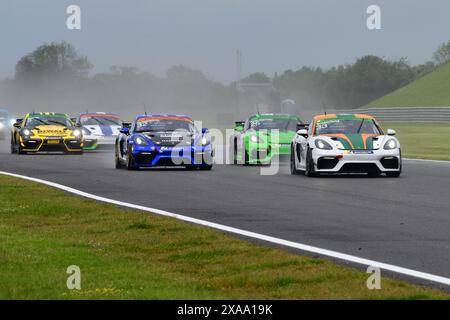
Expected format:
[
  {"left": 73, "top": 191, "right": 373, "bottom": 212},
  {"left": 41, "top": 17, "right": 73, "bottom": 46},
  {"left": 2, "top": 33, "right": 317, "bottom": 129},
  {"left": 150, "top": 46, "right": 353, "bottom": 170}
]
[
  {"left": 320, "top": 133, "right": 381, "bottom": 150},
  {"left": 34, "top": 125, "right": 70, "bottom": 136},
  {"left": 247, "top": 130, "right": 296, "bottom": 144},
  {"left": 143, "top": 131, "right": 195, "bottom": 146}
]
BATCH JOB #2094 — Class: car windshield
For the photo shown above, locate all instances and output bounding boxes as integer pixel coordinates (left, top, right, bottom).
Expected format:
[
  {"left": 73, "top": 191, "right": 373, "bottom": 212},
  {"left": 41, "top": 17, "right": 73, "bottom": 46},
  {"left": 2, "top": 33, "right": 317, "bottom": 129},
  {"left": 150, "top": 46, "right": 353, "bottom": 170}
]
[
  {"left": 80, "top": 115, "right": 122, "bottom": 126},
  {"left": 135, "top": 119, "right": 195, "bottom": 133},
  {"left": 315, "top": 119, "right": 381, "bottom": 135},
  {"left": 249, "top": 118, "right": 297, "bottom": 131},
  {"left": 26, "top": 116, "right": 72, "bottom": 127}
]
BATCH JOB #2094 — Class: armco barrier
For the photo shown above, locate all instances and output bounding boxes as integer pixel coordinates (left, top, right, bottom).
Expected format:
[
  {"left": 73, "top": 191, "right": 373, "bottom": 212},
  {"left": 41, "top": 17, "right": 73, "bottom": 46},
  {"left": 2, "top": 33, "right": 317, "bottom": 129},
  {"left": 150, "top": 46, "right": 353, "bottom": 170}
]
[{"left": 334, "top": 107, "right": 450, "bottom": 122}]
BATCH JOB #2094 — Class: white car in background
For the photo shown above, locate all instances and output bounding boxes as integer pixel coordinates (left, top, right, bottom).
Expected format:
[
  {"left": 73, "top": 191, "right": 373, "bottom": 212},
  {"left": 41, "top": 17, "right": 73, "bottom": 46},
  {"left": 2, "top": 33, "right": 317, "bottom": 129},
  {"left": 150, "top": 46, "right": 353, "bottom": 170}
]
[{"left": 74, "top": 112, "right": 123, "bottom": 150}]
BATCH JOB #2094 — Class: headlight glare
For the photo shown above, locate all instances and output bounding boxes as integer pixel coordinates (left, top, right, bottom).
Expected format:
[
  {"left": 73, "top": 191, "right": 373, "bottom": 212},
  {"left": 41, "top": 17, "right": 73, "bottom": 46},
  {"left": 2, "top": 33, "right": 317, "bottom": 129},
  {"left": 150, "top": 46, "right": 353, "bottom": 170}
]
[
  {"left": 72, "top": 129, "right": 82, "bottom": 137},
  {"left": 201, "top": 136, "right": 208, "bottom": 145},
  {"left": 384, "top": 139, "right": 397, "bottom": 150},
  {"left": 135, "top": 136, "right": 148, "bottom": 146},
  {"left": 315, "top": 139, "right": 333, "bottom": 150},
  {"left": 0, "top": 122, "right": 4, "bottom": 129},
  {"left": 22, "top": 129, "right": 32, "bottom": 136}
]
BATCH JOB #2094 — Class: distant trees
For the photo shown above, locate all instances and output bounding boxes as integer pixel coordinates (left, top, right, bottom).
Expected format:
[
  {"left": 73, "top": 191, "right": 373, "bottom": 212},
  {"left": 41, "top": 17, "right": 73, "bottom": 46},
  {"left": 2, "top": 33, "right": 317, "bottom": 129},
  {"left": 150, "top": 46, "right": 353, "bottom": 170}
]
[
  {"left": 3, "top": 40, "right": 448, "bottom": 117},
  {"left": 15, "top": 41, "right": 92, "bottom": 82},
  {"left": 433, "top": 41, "right": 450, "bottom": 65},
  {"left": 274, "top": 55, "right": 435, "bottom": 109}
]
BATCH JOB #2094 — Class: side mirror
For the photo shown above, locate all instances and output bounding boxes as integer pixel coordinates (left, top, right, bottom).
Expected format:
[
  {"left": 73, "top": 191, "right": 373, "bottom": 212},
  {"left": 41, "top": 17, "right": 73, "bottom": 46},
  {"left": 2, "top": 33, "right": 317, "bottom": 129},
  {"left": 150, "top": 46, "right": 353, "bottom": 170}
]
[
  {"left": 70, "top": 118, "right": 77, "bottom": 124},
  {"left": 120, "top": 127, "right": 130, "bottom": 135},
  {"left": 296, "top": 123, "right": 309, "bottom": 131},
  {"left": 234, "top": 121, "right": 245, "bottom": 133},
  {"left": 297, "top": 129, "right": 308, "bottom": 137},
  {"left": 202, "top": 128, "right": 209, "bottom": 134},
  {"left": 387, "top": 129, "right": 396, "bottom": 136},
  {"left": 75, "top": 123, "right": 82, "bottom": 128},
  {"left": 13, "top": 119, "right": 23, "bottom": 128}
]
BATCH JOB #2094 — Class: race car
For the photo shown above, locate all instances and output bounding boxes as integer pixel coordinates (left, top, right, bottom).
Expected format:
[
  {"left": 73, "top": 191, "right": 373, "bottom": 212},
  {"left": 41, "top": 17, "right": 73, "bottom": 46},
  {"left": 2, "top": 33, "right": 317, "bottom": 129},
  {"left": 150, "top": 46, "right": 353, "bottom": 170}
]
[
  {"left": 231, "top": 113, "right": 303, "bottom": 165},
  {"left": 74, "top": 112, "right": 123, "bottom": 150},
  {"left": 290, "top": 113, "right": 401, "bottom": 177},
  {"left": 0, "top": 109, "right": 13, "bottom": 140},
  {"left": 115, "top": 114, "right": 213, "bottom": 170},
  {"left": 11, "top": 112, "right": 83, "bottom": 154}
]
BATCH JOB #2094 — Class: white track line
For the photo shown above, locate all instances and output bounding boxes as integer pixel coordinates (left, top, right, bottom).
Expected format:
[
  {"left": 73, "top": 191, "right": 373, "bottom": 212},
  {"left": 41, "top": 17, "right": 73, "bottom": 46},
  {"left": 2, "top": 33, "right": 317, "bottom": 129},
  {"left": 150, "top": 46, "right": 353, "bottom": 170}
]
[{"left": 1, "top": 170, "right": 449, "bottom": 287}]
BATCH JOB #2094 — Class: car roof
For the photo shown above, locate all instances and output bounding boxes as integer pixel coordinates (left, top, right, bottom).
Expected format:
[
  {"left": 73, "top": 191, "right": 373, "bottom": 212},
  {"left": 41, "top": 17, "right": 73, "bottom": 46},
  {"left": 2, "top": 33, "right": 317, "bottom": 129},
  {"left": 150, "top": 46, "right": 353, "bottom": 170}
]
[
  {"left": 313, "top": 113, "right": 375, "bottom": 122},
  {"left": 135, "top": 114, "right": 193, "bottom": 121},
  {"left": 79, "top": 112, "right": 120, "bottom": 117},
  {"left": 27, "top": 112, "right": 69, "bottom": 118},
  {"left": 249, "top": 113, "right": 299, "bottom": 120}
]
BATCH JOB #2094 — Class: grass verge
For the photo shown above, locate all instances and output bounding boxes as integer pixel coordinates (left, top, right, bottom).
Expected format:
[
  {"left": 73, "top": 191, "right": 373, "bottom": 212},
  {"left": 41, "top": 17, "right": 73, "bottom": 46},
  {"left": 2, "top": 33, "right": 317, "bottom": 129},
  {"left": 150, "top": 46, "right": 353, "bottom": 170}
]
[
  {"left": 366, "top": 62, "right": 450, "bottom": 107},
  {"left": 381, "top": 122, "right": 450, "bottom": 161},
  {"left": 0, "top": 175, "right": 448, "bottom": 299}
]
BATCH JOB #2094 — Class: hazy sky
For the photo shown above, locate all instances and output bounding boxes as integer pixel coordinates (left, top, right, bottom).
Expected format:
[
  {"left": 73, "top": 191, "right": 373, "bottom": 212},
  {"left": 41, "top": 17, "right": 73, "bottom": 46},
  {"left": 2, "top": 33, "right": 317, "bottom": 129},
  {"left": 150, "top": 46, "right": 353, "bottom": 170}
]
[{"left": 1, "top": 0, "right": 450, "bottom": 83}]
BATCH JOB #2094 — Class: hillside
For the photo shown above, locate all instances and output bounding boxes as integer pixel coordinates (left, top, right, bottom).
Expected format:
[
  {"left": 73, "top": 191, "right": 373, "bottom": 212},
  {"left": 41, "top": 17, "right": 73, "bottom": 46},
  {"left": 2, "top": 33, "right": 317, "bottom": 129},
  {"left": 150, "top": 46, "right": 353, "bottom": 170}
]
[{"left": 366, "top": 62, "right": 450, "bottom": 107}]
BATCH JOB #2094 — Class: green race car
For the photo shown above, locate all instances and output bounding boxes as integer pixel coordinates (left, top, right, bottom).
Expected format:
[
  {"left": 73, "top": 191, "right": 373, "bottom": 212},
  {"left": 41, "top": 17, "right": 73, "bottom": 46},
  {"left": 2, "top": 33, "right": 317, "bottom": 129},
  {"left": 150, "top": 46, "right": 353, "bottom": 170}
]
[{"left": 231, "top": 113, "right": 303, "bottom": 165}]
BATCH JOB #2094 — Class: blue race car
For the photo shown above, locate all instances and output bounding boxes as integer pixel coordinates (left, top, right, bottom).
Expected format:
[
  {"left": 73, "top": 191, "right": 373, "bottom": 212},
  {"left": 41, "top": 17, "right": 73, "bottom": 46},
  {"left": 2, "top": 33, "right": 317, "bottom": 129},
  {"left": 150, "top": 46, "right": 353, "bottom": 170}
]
[{"left": 115, "top": 114, "right": 213, "bottom": 170}]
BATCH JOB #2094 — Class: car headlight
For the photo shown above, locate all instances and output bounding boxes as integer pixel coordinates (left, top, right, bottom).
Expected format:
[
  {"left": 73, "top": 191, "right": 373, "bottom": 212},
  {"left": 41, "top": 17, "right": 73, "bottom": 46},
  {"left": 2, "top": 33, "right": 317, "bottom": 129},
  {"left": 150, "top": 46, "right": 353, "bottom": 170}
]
[
  {"left": 384, "top": 139, "right": 397, "bottom": 150},
  {"left": 135, "top": 136, "right": 148, "bottom": 146},
  {"left": 315, "top": 139, "right": 333, "bottom": 150},
  {"left": 72, "top": 129, "right": 82, "bottom": 138},
  {"left": 250, "top": 135, "right": 261, "bottom": 143},
  {"left": 201, "top": 136, "right": 208, "bottom": 145},
  {"left": 22, "top": 129, "right": 33, "bottom": 137}
]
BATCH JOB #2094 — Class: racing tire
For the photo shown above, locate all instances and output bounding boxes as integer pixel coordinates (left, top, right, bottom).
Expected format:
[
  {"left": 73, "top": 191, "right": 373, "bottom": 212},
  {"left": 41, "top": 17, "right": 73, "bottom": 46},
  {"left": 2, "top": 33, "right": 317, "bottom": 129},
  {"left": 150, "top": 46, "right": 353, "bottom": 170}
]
[
  {"left": 10, "top": 137, "right": 16, "bottom": 154},
  {"left": 243, "top": 149, "right": 251, "bottom": 166},
  {"left": 305, "top": 147, "right": 318, "bottom": 177},
  {"left": 290, "top": 145, "right": 301, "bottom": 175},
  {"left": 17, "top": 144, "right": 26, "bottom": 155},
  {"left": 115, "top": 146, "right": 124, "bottom": 169},
  {"left": 126, "top": 146, "right": 138, "bottom": 170},
  {"left": 233, "top": 139, "right": 238, "bottom": 165}
]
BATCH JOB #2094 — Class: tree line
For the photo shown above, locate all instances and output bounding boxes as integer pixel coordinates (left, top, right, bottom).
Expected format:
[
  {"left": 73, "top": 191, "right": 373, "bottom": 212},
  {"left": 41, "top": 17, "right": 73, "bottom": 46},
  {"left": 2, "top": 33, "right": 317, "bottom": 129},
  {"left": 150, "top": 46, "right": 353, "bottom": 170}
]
[{"left": 1, "top": 40, "right": 449, "bottom": 120}]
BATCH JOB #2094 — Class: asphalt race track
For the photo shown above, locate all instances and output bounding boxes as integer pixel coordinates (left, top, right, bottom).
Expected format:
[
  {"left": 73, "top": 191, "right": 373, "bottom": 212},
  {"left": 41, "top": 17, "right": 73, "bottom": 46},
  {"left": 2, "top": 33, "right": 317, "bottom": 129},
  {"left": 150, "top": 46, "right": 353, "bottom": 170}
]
[{"left": 0, "top": 140, "right": 449, "bottom": 285}]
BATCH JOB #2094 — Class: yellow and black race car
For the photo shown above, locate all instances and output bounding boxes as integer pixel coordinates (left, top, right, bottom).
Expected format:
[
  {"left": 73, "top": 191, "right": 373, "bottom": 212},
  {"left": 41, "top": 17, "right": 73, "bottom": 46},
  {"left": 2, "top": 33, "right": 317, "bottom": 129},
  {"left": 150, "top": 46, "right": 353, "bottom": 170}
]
[{"left": 11, "top": 112, "right": 84, "bottom": 154}]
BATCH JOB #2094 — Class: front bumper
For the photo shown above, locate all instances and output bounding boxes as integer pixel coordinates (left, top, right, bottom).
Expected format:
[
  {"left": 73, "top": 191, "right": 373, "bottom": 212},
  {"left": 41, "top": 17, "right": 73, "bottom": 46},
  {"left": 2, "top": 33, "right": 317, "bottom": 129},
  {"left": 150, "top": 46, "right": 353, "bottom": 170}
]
[
  {"left": 83, "top": 135, "right": 117, "bottom": 150},
  {"left": 246, "top": 142, "right": 291, "bottom": 164},
  {"left": 312, "top": 148, "right": 401, "bottom": 173},
  {"left": 20, "top": 136, "right": 83, "bottom": 153},
  {"left": 130, "top": 144, "right": 213, "bottom": 167}
]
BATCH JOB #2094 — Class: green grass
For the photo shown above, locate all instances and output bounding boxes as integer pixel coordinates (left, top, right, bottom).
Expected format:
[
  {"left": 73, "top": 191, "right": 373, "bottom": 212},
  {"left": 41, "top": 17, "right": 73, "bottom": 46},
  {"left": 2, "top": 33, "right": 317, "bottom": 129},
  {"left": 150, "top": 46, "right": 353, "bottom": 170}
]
[
  {"left": 367, "top": 62, "right": 450, "bottom": 107},
  {"left": 0, "top": 175, "right": 448, "bottom": 299},
  {"left": 381, "top": 122, "right": 450, "bottom": 160}
]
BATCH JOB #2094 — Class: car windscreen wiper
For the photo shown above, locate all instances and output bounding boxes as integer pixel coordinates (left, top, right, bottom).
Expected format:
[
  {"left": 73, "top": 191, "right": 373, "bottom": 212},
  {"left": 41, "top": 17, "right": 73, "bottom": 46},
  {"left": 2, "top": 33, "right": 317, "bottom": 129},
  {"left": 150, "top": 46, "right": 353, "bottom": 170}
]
[
  {"left": 47, "top": 120, "right": 68, "bottom": 127},
  {"left": 356, "top": 119, "right": 365, "bottom": 134}
]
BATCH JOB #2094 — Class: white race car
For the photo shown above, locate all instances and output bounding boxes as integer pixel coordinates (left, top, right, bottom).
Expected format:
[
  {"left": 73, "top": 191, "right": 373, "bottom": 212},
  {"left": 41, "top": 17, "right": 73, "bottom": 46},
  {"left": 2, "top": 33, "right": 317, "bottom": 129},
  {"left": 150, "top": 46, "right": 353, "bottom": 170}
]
[
  {"left": 74, "top": 112, "right": 123, "bottom": 150},
  {"left": 290, "top": 114, "right": 401, "bottom": 177}
]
